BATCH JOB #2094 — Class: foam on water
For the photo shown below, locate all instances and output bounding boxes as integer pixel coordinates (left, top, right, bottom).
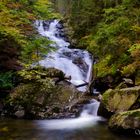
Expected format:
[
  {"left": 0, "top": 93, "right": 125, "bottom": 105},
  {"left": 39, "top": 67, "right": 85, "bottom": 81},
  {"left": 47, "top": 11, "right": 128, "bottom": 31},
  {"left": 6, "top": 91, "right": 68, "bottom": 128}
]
[
  {"left": 37, "top": 99, "right": 105, "bottom": 130},
  {"left": 35, "top": 20, "right": 92, "bottom": 91},
  {"left": 35, "top": 20, "right": 104, "bottom": 130}
]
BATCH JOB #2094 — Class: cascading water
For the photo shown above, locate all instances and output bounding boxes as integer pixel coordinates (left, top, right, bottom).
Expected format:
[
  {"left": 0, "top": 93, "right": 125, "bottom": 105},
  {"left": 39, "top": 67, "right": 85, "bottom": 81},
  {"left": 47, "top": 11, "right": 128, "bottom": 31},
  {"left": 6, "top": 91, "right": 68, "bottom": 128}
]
[
  {"left": 0, "top": 19, "right": 123, "bottom": 140},
  {"left": 35, "top": 20, "right": 104, "bottom": 130},
  {"left": 37, "top": 99, "right": 104, "bottom": 130},
  {"left": 35, "top": 20, "right": 93, "bottom": 91}
]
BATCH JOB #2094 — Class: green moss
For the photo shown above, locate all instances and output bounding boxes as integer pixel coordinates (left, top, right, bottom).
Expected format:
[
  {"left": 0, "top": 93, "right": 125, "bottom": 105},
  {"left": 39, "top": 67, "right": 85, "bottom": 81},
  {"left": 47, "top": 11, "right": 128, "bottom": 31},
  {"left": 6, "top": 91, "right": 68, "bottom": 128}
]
[
  {"left": 102, "top": 86, "right": 140, "bottom": 113},
  {"left": 102, "top": 89, "right": 113, "bottom": 105},
  {"left": 109, "top": 109, "right": 140, "bottom": 129},
  {"left": 9, "top": 76, "right": 56, "bottom": 108}
]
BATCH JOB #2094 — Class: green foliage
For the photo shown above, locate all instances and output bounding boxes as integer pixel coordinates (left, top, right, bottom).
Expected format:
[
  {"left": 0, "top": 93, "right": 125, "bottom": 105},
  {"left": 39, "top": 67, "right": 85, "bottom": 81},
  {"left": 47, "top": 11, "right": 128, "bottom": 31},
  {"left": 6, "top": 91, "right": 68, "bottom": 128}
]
[
  {"left": 0, "top": 72, "right": 13, "bottom": 89},
  {"left": 129, "top": 43, "right": 140, "bottom": 53},
  {"left": 66, "top": 0, "right": 140, "bottom": 78},
  {"left": 0, "top": 0, "right": 59, "bottom": 71},
  {"left": 9, "top": 80, "right": 56, "bottom": 111},
  {"left": 122, "top": 43, "right": 140, "bottom": 76},
  {"left": 9, "top": 66, "right": 56, "bottom": 109},
  {"left": 18, "top": 65, "right": 46, "bottom": 81},
  {"left": 94, "top": 55, "right": 118, "bottom": 77},
  {"left": 21, "top": 36, "right": 53, "bottom": 64}
]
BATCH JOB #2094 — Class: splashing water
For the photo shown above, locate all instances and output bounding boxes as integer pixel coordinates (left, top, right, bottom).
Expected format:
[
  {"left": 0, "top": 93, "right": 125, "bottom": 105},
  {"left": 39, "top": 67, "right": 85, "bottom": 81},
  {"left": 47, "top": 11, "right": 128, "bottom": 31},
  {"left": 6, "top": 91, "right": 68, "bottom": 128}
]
[
  {"left": 35, "top": 20, "right": 104, "bottom": 130},
  {"left": 37, "top": 99, "right": 105, "bottom": 130},
  {"left": 35, "top": 20, "right": 93, "bottom": 91}
]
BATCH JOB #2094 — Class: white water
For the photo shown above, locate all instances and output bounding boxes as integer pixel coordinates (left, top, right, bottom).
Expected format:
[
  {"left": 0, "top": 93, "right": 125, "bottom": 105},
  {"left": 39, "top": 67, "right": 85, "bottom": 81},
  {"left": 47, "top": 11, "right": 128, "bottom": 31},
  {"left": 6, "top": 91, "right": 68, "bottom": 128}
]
[
  {"left": 36, "top": 20, "right": 92, "bottom": 91},
  {"left": 37, "top": 99, "right": 105, "bottom": 130},
  {"left": 35, "top": 20, "right": 104, "bottom": 130}
]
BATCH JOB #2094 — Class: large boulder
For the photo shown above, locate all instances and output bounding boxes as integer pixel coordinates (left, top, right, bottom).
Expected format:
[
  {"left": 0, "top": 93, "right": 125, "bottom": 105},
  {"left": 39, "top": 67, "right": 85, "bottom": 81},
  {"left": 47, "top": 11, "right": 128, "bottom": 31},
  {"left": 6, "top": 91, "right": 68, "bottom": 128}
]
[
  {"left": 4, "top": 79, "right": 82, "bottom": 119},
  {"left": 109, "top": 109, "right": 140, "bottom": 135},
  {"left": 98, "top": 86, "right": 140, "bottom": 118}
]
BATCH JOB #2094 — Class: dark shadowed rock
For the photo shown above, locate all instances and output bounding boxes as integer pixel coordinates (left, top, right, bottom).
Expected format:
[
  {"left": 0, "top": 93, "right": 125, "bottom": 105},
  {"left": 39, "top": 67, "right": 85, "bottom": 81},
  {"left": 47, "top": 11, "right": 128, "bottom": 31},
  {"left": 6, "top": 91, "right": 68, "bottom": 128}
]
[
  {"left": 98, "top": 86, "right": 140, "bottom": 118},
  {"left": 15, "top": 110, "right": 25, "bottom": 118},
  {"left": 5, "top": 78, "right": 83, "bottom": 119},
  {"left": 109, "top": 109, "right": 140, "bottom": 135}
]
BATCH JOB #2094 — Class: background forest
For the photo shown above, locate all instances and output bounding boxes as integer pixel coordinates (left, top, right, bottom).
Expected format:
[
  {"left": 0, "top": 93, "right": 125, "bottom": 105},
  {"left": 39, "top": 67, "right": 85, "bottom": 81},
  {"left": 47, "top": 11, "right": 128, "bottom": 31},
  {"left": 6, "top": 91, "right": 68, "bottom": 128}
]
[
  {"left": 53, "top": 0, "right": 140, "bottom": 85},
  {"left": 0, "top": 0, "right": 140, "bottom": 138},
  {"left": 0, "top": 0, "right": 59, "bottom": 89}
]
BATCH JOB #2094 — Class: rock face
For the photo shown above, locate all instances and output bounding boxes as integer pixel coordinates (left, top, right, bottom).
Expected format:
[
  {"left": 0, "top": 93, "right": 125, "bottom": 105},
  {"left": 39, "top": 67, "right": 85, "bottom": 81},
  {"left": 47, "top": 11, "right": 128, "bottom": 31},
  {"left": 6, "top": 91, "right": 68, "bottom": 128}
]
[
  {"left": 5, "top": 79, "right": 82, "bottom": 119},
  {"left": 98, "top": 86, "right": 140, "bottom": 135},
  {"left": 0, "top": 67, "right": 84, "bottom": 119},
  {"left": 109, "top": 109, "right": 140, "bottom": 135},
  {"left": 98, "top": 86, "right": 140, "bottom": 118}
]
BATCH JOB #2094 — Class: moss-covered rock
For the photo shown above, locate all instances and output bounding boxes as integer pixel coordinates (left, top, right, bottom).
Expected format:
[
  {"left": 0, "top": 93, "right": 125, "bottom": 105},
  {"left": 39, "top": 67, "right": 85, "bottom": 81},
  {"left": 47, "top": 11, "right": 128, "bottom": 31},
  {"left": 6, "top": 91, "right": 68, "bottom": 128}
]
[
  {"left": 98, "top": 86, "right": 140, "bottom": 118},
  {"left": 5, "top": 79, "right": 82, "bottom": 119},
  {"left": 0, "top": 66, "right": 83, "bottom": 119},
  {"left": 19, "top": 66, "right": 66, "bottom": 83},
  {"left": 135, "top": 70, "right": 140, "bottom": 86},
  {"left": 109, "top": 109, "right": 140, "bottom": 134}
]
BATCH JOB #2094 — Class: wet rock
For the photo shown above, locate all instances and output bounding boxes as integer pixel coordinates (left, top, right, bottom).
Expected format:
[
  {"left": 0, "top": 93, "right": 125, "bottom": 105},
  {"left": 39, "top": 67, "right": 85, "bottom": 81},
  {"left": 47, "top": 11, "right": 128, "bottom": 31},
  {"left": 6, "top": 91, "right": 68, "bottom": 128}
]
[
  {"left": 98, "top": 86, "right": 140, "bottom": 118},
  {"left": 115, "top": 82, "right": 128, "bottom": 89},
  {"left": 115, "top": 78, "right": 134, "bottom": 89},
  {"left": 135, "top": 70, "right": 140, "bottom": 86},
  {"left": 62, "top": 51, "right": 72, "bottom": 58},
  {"left": 123, "top": 78, "right": 134, "bottom": 85},
  {"left": 109, "top": 109, "right": 140, "bottom": 135},
  {"left": 56, "top": 23, "right": 64, "bottom": 30},
  {"left": 0, "top": 101, "right": 3, "bottom": 114},
  {"left": 15, "top": 110, "right": 25, "bottom": 118},
  {"left": 72, "top": 57, "right": 88, "bottom": 74},
  {"left": 42, "top": 20, "right": 53, "bottom": 30},
  {"left": 6, "top": 78, "right": 82, "bottom": 119}
]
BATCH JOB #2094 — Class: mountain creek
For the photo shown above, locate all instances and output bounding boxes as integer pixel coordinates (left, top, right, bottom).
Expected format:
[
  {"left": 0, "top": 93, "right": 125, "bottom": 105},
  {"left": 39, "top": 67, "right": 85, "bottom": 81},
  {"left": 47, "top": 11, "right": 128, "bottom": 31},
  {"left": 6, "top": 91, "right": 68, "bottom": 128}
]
[{"left": 0, "top": 0, "right": 140, "bottom": 140}]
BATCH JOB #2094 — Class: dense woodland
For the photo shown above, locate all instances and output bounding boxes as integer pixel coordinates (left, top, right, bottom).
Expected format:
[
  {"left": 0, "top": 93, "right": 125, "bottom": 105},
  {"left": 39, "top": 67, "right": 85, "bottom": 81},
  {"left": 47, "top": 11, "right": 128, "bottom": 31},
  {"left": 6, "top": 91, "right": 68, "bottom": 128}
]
[
  {"left": 54, "top": 0, "right": 140, "bottom": 84},
  {"left": 0, "top": 0, "right": 140, "bottom": 136},
  {"left": 0, "top": 0, "right": 140, "bottom": 91},
  {"left": 0, "top": 0, "right": 59, "bottom": 90}
]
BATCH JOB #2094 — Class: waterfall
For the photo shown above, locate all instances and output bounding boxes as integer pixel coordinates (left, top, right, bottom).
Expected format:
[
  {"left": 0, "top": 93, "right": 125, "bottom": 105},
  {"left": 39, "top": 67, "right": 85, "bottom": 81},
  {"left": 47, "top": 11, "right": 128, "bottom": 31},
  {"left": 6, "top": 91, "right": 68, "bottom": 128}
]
[
  {"left": 80, "top": 99, "right": 100, "bottom": 117},
  {"left": 37, "top": 99, "right": 105, "bottom": 130},
  {"left": 35, "top": 20, "right": 93, "bottom": 91},
  {"left": 35, "top": 20, "right": 104, "bottom": 130}
]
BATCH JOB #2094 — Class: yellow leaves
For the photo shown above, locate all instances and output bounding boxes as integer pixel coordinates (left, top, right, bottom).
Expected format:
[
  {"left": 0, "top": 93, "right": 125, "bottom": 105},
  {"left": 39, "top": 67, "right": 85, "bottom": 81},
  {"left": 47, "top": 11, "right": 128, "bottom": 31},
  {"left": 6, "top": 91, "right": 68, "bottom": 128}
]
[
  {"left": 129, "top": 44, "right": 140, "bottom": 69},
  {"left": 129, "top": 43, "right": 140, "bottom": 54},
  {"left": 0, "top": 10, "right": 13, "bottom": 26},
  {"left": 122, "top": 64, "right": 136, "bottom": 76},
  {"left": 0, "top": 127, "right": 9, "bottom": 132},
  {"left": 36, "top": 0, "right": 49, "bottom": 5},
  {"left": 94, "top": 55, "right": 114, "bottom": 77},
  {"left": 0, "top": 0, "right": 57, "bottom": 65},
  {"left": 131, "top": 25, "right": 140, "bottom": 33},
  {"left": 122, "top": 44, "right": 140, "bottom": 76},
  {"left": 31, "top": 53, "right": 38, "bottom": 60},
  {"left": 6, "top": 2, "right": 23, "bottom": 9},
  {"left": 131, "top": 49, "right": 140, "bottom": 59},
  {"left": 117, "top": 35, "right": 131, "bottom": 47}
]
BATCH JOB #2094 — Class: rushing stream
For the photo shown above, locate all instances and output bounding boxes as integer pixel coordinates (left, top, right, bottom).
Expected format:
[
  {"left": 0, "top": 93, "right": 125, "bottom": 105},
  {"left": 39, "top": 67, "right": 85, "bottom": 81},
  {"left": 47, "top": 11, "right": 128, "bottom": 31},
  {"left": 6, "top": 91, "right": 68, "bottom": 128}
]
[
  {"left": 36, "top": 19, "right": 93, "bottom": 91},
  {"left": 0, "top": 100, "right": 138, "bottom": 140},
  {"left": 0, "top": 19, "right": 138, "bottom": 140}
]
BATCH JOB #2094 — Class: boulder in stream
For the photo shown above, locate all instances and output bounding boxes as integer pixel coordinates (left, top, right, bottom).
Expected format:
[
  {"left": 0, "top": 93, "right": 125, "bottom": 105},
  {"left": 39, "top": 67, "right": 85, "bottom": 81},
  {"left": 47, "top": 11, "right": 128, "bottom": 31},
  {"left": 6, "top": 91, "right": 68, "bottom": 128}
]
[
  {"left": 98, "top": 86, "right": 140, "bottom": 118},
  {"left": 4, "top": 67, "right": 83, "bottom": 119},
  {"left": 109, "top": 109, "right": 140, "bottom": 135}
]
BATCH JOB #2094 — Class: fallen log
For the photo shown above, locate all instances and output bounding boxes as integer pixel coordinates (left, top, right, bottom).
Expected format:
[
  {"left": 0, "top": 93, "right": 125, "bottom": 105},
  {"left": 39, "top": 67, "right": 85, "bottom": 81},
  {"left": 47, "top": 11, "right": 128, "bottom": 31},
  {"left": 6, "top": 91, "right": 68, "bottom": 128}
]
[{"left": 76, "top": 82, "right": 88, "bottom": 88}]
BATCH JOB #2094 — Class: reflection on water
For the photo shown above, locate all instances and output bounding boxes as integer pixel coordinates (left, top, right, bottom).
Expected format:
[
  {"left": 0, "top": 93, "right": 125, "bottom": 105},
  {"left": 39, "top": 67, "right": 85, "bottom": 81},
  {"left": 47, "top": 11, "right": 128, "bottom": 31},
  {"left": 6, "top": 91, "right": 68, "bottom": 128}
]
[{"left": 0, "top": 119, "right": 138, "bottom": 140}]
